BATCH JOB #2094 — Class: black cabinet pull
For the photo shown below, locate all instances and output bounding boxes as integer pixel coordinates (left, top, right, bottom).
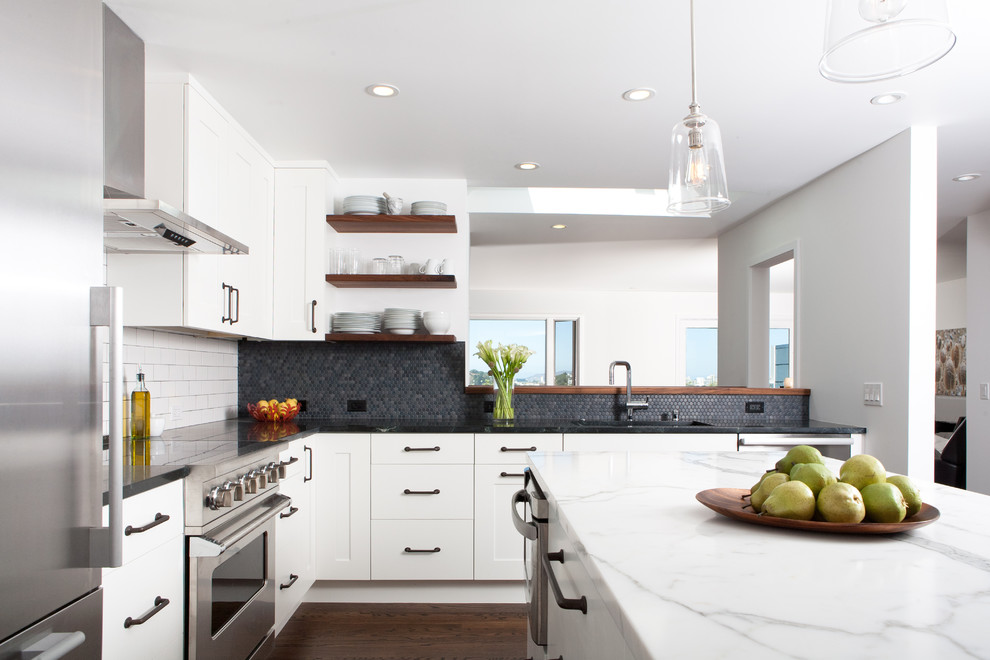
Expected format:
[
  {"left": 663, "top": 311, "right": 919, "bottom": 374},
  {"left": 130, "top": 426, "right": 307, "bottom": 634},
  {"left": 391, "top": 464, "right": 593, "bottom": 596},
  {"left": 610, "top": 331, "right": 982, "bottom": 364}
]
[
  {"left": 500, "top": 446, "right": 537, "bottom": 452},
  {"left": 304, "top": 445, "right": 313, "bottom": 483},
  {"left": 124, "top": 512, "right": 170, "bottom": 536},
  {"left": 310, "top": 300, "right": 318, "bottom": 333},
  {"left": 543, "top": 551, "right": 588, "bottom": 614},
  {"left": 231, "top": 286, "right": 240, "bottom": 324},
  {"left": 280, "top": 574, "right": 299, "bottom": 590},
  {"left": 123, "top": 596, "right": 169, "bottom": 628},
  {"left": 500, "top": 471, "right": 526, "bottom": 478},
  {"left": 403, "top": 488, "right": 440, "bottom": 495},
  {"left": 221, "top": 282, "right": 232, "bottom": 323},
  {"left": 280, "top": 506, "right": 299, "bottom": 519},
  {"left": 403, "top": 546, "right": 441, "bottom": 553},
  {"left": 403, "top": 446, "right": 441, "bottom": 452}
]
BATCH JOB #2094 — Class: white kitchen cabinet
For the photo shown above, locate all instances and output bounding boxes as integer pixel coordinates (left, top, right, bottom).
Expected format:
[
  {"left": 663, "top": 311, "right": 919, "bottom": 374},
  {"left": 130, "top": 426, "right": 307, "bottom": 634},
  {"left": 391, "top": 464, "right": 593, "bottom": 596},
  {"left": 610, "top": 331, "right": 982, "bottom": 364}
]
[
  {"left": 369, "top": 432, "right": 474, "bottom": 580},
  {"left": 563, "top": 432, "right": 737, "bottom": 453},
  {"left": 314, "top": 433, "right": 371, "bottom": 580},
  {"left": 102, "top": 480, "right": 184, "bottom": 660},
  {"left": 272, "top": 166, "right": 333, "bottom": 339},
  {"left": 275, "top": 439, "right": 315, "bottom": 635},
  {"left": 474, "top": 433, "right": 562, "bottom": 581},
  {"left": 108, "top": 77, "right": 274, "bottom": 337},
  {"left": 546, "top": 506, "right": 634, "bottom": 660}
]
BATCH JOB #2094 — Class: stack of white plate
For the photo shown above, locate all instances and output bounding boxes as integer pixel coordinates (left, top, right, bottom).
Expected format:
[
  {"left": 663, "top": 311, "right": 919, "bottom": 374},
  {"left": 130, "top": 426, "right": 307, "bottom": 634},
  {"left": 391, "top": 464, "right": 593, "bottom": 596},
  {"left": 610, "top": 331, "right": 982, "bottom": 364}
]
[
  {"left": 332, "top": 312, "right": 381, "bottom": 334},
  {"left": 382, "top": 308, "right": 421, "bottom": 335},
  {"left": 343, "top": 196, "right": 387, "bottom": 215},
  {"left": 411, "top": 200, "right": 447, "bottom": 215}
]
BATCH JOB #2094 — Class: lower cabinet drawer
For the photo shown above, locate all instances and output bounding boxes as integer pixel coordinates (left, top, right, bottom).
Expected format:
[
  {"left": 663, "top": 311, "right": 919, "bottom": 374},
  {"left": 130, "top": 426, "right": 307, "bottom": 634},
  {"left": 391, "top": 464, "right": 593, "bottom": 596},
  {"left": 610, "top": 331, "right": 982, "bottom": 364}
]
[
  {"left": 371, "top": 519, "right": 473, "bottom": 580},
  {"left": 371, "top": 464, "right": 473, "bottom": 520},
  {"left": 103, "top": 479, "right": 184, "bottom": 566},
  {"left": 102, "top": 534, "right": 184, "bottom": 660}
]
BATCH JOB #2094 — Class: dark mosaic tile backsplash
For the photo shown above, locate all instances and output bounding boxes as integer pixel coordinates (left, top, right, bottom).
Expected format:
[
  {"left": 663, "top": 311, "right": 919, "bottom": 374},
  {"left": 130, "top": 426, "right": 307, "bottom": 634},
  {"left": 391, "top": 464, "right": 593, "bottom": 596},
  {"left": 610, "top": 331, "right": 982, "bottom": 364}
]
[{"left": 238, "top": 341, "right": 808, "bottom": 424}]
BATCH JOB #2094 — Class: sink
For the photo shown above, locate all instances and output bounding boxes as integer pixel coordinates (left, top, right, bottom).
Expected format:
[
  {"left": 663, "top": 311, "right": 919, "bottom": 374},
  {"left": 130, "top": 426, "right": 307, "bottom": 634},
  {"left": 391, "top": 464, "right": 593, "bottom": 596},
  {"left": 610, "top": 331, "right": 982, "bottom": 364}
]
[{"left": 572, "top": 419, "right": 711, "bottom": 428}]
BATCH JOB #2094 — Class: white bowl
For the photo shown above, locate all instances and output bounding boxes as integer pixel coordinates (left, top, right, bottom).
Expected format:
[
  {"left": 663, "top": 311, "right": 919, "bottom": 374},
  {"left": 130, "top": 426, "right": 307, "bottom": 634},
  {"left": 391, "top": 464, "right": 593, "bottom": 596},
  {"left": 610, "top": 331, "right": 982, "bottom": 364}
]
[
  {"left": 150, "top": 414, "right": 166, "bottom": 437},
  {"left": 423, "top": 313, "right": 451, "bottom": 335}
]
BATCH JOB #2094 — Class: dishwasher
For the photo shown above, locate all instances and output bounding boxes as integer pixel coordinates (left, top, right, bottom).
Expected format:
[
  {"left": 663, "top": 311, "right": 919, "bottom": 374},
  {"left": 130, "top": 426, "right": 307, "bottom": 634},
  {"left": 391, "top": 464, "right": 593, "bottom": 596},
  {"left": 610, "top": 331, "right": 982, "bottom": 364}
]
[{"left": 737, "top": 432, "right": 863, "bottom": 460}]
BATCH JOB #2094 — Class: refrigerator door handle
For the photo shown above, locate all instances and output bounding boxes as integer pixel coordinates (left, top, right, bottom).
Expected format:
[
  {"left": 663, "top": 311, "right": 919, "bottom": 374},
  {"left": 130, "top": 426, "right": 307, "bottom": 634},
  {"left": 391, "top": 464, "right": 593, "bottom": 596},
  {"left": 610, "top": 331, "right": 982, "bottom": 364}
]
[
  {"left": 19, "top": 631, "right": 87, "bottom": 660},
  {"left": 90, "top": 286, "right": 124, "bottom": 568}
]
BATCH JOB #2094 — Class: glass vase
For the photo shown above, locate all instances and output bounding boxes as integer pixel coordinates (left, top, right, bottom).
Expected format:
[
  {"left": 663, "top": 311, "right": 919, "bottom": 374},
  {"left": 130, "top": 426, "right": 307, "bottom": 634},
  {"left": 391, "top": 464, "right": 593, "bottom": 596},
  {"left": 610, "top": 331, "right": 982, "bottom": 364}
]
[{"left": 493, "top": 378, "right": 514, "bottom": 422}]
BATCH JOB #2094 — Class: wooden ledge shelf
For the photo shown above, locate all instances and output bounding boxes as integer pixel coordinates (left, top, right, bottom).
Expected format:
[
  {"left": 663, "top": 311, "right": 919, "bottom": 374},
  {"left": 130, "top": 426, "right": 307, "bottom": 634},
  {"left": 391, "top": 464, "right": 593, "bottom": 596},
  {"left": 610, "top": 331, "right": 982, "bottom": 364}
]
[
  {"left": 326, "top": 214, "right": 457, "bottom": 233},
  {"left": 326, "top": 274, "right": 456, "bottom": 288},
  {"left": 325, "top": 333, "right": 456, "bottom": 343},
  {"left": 463, "top": 386, "right": 811, "bottom": 395}
]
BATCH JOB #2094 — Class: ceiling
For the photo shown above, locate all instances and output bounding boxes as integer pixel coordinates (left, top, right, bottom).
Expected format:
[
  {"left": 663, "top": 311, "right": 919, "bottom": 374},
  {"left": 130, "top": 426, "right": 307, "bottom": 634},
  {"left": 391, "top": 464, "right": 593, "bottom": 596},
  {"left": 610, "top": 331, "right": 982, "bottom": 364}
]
[{"left": 106, "top": 0, "right": 990, "bottom": 247}]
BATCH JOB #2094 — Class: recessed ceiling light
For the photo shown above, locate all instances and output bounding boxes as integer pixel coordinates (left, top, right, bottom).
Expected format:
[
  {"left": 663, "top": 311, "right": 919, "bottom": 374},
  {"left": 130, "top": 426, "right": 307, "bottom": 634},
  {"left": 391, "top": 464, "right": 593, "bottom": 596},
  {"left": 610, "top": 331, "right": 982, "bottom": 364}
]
[
  {"left": 551, "top": 224, "right": 567, "bottom": 230},
  {"left": 870, "top": 92, "right": 905, "bottom": 106},
  {"left": 366, "top": 83, "right": 399, "bottom": 97},
  {"left": 515, "top": 162, "right": 540, "bottom": 171},
  {"left": 953, "top": 173, "right": 981, "bottom": 182},
  {"left": 622, "top": 88, "right": 655, "bottom": 101}
]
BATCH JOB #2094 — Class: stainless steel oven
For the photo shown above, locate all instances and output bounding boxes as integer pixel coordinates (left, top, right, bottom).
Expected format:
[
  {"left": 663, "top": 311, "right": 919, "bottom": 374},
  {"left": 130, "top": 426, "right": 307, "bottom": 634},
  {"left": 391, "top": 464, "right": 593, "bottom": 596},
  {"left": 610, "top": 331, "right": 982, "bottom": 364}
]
[
  {"left": 185, "top": 450, "right": 290, "bottom": 660},
  {"left": 512, "top": 469, "right": 549, "bottom": 660}
]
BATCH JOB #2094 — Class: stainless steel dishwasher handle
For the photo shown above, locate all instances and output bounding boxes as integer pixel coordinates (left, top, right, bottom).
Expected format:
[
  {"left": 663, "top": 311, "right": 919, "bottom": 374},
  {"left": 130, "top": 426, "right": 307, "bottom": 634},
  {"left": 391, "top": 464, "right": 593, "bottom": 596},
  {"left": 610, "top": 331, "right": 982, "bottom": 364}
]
[{"left": 510, "top": 489, "right": 538, "bottom": 540}]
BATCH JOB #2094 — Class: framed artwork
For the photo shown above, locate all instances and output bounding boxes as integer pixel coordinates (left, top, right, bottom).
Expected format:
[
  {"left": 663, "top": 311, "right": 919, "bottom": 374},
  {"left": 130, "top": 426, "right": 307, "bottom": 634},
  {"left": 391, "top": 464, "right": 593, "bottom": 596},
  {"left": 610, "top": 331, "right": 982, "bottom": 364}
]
[{"left": 936, "top": 328, "right": 966, "bottom": 397}]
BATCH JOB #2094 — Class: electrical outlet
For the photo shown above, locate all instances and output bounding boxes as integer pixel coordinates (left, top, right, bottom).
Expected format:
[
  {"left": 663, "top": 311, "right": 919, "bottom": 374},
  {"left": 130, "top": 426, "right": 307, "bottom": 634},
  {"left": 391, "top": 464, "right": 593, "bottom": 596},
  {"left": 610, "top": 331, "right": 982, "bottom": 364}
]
[
  {"left": 483, "top": 400, "right": 494, "bottom": 413},
  {"left": 864, "top": 383, "right": 883, "bottom": 406},
  {"left": 298, "top": 399, "right": 308, "bottom": 412},
  {"left": 170, "top": 405, "right": 182, "bottom": 422},
  {"left": 745, "top": 401, "right": 764, "bottom": 414},
  {"left": 347, "top": 399, "right": 367, "bottom": 412}
]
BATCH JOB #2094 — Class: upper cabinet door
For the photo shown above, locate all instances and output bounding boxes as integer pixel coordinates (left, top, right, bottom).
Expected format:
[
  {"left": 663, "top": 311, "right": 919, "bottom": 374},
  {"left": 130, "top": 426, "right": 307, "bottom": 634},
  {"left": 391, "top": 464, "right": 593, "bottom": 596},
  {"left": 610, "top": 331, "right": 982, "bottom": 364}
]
[{"left": 184, "top": 86, "right": 228, "bottom": 235}]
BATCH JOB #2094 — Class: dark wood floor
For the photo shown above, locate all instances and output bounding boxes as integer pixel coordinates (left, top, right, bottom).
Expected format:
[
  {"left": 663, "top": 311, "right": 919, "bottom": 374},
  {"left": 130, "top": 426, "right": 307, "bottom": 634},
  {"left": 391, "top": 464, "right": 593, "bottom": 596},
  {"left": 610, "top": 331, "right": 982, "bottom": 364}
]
[{"left": 270, "top": 603, "right": 529, "bottom": 660}]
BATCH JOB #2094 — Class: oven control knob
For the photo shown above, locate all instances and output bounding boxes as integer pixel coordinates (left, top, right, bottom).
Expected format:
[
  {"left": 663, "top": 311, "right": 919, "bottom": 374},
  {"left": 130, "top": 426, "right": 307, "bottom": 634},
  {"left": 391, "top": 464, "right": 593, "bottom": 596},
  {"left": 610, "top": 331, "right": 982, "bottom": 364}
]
[
  {"left": 225, "top": 480, "right": 243, "bottom": 502},
  {"left": 206, "top": 485, "right": 232, "bottom": 510},
  {"left": 250, "top": 468, "right": 268, "bottom": 489},
  {"left": 265, "top": 462, "right": 280, "bottom": 485},
  {"left": 238, "top": 474, "right": 255, "bottom": 496}
]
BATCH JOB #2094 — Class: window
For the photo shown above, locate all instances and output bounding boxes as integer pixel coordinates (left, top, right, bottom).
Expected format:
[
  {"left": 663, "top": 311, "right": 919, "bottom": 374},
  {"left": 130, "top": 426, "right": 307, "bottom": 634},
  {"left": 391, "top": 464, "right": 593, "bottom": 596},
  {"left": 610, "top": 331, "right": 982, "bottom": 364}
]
[
  {"left": 469, "top": 317, "right": 578, "bottom": 386},
  {"left": 770, "top": 328, "right": 790, "bottom": 387},
  {"left": 685, "top": 326, "right": 718, "bottom": 386}
]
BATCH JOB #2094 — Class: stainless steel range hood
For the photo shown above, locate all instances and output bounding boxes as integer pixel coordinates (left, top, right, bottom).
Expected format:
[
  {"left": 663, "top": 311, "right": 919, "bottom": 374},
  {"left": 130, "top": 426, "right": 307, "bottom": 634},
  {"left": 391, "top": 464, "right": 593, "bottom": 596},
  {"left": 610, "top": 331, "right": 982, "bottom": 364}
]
[{"left": 102, "top": 5, "right": 247, "bottom": 255}]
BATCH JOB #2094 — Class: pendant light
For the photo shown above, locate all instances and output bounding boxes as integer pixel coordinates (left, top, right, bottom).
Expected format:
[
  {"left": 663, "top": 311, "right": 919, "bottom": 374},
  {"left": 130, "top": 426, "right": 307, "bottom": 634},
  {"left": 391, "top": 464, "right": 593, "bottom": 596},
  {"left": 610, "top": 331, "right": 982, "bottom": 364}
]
[
  {"left": 667, "top": 0, "right": 730, "bottom": 215},
  {"left": 819, "top": 0, "right": 956, "bottom": 83}
]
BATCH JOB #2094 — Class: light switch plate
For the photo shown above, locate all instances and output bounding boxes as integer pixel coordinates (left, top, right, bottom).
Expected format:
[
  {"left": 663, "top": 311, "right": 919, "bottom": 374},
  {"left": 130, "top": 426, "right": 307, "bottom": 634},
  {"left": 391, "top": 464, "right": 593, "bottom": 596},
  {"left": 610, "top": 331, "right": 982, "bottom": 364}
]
[
  {"left": 981, "top": 383, "right": 989, "bottom": 401},
  {"left": 863, "top": 383, "right": 883, "bottom": 406}
]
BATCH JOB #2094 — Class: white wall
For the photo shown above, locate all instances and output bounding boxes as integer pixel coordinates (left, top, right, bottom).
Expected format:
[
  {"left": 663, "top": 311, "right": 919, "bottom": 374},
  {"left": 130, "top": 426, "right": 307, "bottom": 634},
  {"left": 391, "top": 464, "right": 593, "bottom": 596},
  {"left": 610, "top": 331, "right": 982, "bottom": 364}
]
[
  {"left": 966, "top": 211, "right": 990, "bottom": 494},
  {"left": 717, "top": 128, "right": 937, "bottom": 478},
  {"left": 470, "top": 239, "right": 718, "bottom": 385},
  {"left": 331, "top": 178, "right": 470, "bottom": 340}
]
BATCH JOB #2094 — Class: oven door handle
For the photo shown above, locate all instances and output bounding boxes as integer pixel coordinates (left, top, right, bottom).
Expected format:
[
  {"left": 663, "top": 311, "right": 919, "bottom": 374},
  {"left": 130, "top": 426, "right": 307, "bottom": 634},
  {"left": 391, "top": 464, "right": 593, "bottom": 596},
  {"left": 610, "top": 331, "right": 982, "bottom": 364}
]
[
  {"left": 189, "top": 493, "right": 291, "bottom": 558},
  {"left": 511, "top": 489, "right": 538, "bottom": 540}
]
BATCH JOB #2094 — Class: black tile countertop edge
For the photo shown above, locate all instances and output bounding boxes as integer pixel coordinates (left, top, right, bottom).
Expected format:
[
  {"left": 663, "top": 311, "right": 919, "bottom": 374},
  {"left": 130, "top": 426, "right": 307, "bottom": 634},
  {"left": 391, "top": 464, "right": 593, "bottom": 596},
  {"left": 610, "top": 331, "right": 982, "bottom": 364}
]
[
  {"left": 103, "top": 465, "right": 190, "bottom": 506},
  {"left": 108, "top": 417, "right": 866, "bottom": 499}
]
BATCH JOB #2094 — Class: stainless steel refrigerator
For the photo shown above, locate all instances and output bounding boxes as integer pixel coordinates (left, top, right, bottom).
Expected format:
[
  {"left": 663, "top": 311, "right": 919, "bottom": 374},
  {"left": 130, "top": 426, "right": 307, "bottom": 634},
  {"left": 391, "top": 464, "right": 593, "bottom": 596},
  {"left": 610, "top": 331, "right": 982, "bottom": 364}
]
[{"left": 0, "top": 0, "right": 109, "bottom": 656}]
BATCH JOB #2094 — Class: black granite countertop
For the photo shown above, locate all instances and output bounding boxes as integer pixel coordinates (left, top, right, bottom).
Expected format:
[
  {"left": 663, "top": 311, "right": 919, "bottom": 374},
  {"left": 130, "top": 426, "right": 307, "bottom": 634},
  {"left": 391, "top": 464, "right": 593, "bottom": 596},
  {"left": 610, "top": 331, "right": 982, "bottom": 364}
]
[{"left": 107, "top": 417, "right": 866, "bottom": 500}]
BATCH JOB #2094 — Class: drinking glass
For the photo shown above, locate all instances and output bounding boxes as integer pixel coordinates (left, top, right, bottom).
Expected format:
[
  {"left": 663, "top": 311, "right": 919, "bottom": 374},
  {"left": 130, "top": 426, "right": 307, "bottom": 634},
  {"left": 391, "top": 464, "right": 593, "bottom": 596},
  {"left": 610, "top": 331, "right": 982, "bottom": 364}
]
[{"left": 387, "top": 255, "right": 404, "bottom": 274}]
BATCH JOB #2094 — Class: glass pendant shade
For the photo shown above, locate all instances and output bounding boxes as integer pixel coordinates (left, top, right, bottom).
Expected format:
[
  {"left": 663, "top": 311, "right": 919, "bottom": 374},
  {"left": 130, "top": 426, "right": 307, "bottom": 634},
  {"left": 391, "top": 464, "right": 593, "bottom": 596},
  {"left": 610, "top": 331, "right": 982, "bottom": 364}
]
[
  {"left": 667, "top": 108, "right": 730, "bottom": 214},
  {"left": 819, "top": 0, "right": 956, "bottom": 82}
]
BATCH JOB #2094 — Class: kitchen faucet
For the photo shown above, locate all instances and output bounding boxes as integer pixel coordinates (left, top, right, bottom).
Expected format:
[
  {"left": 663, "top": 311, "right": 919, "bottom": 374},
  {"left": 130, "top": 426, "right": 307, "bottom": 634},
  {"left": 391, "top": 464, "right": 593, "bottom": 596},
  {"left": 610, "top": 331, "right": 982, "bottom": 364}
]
[{"left": 609, "top": 361, "right": 649, "bottom": 420}]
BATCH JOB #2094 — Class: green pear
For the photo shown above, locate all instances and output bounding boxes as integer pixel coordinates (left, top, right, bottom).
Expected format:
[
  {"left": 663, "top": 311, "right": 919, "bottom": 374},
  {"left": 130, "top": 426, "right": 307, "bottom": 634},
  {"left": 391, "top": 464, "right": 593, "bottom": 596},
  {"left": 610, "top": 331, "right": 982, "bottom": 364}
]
[
  {"left": 749, "top": 472, "right": 790, "bottom": 512},
  {"left": 816, "top": 482, "right": 866, "bottom": 523},
  {"left": 750, "top": 470, "right": 780, "bottom": 495},
  {"left": 789, "top": 463, "right": 837, "bottom": 498},
  {"left": 761, "top": 481, "right": 816, "bottom": 520},
  {"left": 775, "top": 445, "right": 824, "bottom": 474},
  {"left": 861, "top": 482, "right": 907, "bottom": 523},
  {"left": 839, "top": 454, "right": 886, "bottom": 491},
  {"left": 885, "top": 475, "right": 922, "bottom": 518}
]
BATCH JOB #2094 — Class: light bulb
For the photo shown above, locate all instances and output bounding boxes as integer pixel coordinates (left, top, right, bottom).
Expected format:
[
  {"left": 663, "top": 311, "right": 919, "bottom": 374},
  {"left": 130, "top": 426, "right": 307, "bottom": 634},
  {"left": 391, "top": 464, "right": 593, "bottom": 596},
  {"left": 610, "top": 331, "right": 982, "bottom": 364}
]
[
  {"left": 858, "top": 0, "right": 907, "bottom": 23},
  {"left": 687, "top": 147, "right": 709, "bottom": 187}
]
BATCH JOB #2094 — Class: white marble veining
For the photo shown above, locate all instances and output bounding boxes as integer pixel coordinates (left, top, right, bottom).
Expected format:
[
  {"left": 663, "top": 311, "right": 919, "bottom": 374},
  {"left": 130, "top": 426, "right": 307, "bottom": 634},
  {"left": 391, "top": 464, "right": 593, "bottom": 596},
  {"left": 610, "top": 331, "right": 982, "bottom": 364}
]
[{"left": 528, "top": 451, "right": 990, "bottom": 659}]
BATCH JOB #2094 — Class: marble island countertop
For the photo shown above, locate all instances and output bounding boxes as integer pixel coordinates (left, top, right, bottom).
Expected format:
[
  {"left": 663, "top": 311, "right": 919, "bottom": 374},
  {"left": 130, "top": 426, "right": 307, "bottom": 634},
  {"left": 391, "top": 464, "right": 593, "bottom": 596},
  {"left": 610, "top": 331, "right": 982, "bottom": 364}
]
[{"left": 527, "top": 450, "right": 990, "bottom": 660}]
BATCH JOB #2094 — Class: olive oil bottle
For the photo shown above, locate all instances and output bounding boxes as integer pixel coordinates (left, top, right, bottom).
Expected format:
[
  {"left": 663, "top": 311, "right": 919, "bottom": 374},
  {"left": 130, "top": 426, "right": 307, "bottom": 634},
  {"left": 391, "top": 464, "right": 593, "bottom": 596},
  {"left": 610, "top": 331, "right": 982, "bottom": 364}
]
[{"left": 130, "top": 368, "right": 150, "bottom": 440}]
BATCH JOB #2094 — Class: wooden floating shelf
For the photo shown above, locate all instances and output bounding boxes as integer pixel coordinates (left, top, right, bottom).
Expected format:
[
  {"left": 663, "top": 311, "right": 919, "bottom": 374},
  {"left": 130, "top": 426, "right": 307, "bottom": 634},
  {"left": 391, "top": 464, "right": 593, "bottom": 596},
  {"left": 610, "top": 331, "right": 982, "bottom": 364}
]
[
  {"left": 326, "top": 214, "right": 457, "bottom": 233},
  {"left": 325, "top": 333, "right": 456, "bottom": 343},
  {"left": 325, "top": 274, "right": 456, "bottom": 289}
]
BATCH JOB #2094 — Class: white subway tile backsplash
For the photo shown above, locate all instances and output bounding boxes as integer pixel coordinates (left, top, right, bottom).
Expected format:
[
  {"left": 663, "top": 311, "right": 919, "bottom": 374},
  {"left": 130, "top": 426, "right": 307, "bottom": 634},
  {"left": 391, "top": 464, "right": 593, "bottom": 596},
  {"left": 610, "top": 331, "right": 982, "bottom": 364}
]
[{"left": 102, "top": 328, "right": 238, "bottom": 436}]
